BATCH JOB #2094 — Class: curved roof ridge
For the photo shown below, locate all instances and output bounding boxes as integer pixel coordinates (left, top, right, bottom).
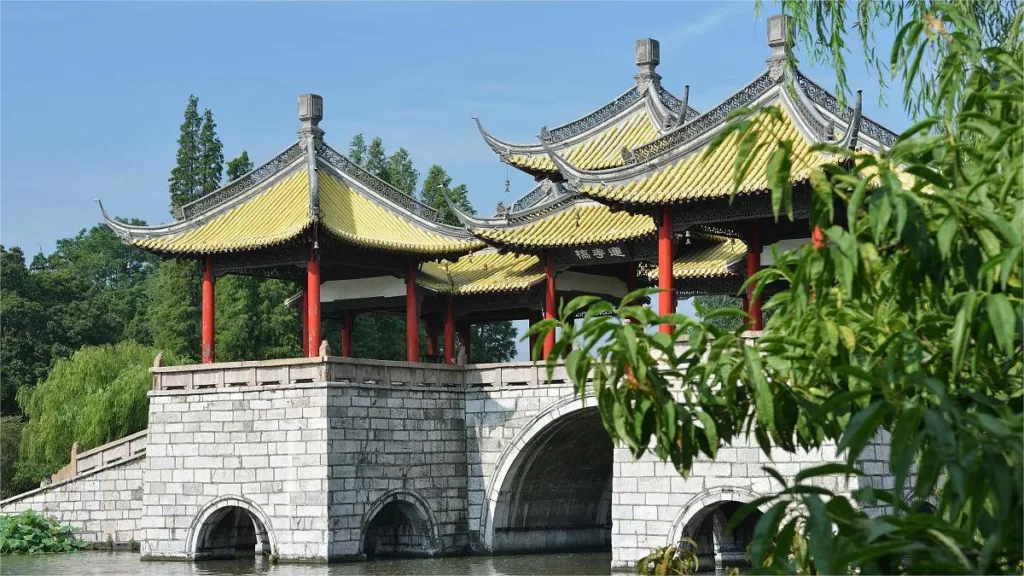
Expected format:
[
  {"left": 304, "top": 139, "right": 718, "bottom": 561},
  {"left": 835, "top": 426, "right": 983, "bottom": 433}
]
[
  {"left": 179, "top": 142, "right": 306, "bottom": 220},
  {"left": 99, "top": 159, "right": 310, "bottom": 241}
]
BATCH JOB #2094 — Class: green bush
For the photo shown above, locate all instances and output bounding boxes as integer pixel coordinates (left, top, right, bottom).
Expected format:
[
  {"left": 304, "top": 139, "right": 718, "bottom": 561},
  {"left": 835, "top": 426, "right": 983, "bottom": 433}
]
[{"left": 0, "top": 510, "right": 86, "bottom": 554}]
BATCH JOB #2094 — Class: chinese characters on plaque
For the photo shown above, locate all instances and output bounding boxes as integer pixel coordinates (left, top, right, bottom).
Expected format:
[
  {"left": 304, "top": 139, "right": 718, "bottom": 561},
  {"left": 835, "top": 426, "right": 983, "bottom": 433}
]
[{"left": 572, "top": 245, "right": 627, "bottom": 263}]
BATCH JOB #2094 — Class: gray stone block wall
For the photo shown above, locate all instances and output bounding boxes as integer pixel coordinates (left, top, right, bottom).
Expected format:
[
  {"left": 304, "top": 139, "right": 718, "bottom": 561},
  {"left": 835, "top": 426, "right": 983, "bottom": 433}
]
[
  {"left": 0, "top": 457, "right": 144, "bottom": 545},
  {"left": 141, "top": 385, "right": 330, "bottom": 561},
  {"left": 326, "top": 385, "right": 469, "bottom": 559}
]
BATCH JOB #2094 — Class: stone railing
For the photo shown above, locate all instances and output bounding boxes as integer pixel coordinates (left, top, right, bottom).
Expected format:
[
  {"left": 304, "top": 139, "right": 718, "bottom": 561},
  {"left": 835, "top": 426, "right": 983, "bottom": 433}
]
[
  {"left": 48, "top": 429, "right": 148, "bottom": 484},
  {"left": 152, "top": 357, "right": 568, "bottom": 392},
  {"left": 151, "top": 332, "right": 765, "bottom": 394}
]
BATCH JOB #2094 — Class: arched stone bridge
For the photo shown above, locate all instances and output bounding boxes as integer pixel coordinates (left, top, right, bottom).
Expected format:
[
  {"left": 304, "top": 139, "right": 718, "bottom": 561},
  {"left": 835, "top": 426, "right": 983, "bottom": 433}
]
[{"left": 0, "top": 355, "right": 896, "bottom": 570}]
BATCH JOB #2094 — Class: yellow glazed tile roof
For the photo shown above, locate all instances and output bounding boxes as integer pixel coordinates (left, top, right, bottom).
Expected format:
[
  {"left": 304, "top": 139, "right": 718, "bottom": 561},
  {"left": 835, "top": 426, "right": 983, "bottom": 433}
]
[
  {"left": 319, "top": 173, "right": 481, "bottom": 255},
  {"left": 648, "top": 237, "right": 748, "bottom": 281},
  {"left": 472, "top": 203, "right": 656, "bottom": 248},
  {"left": 581, "top": 106, "right": 832, "bottom": 205},
  {"left": 131, "top": 169, "right": 312, "bottom": 254},
  {"left": 419, "top": 251, "right": 544, "bottom": 295},
  {"left": 508, "top": 108, "right": 660, "bottom": 173}
]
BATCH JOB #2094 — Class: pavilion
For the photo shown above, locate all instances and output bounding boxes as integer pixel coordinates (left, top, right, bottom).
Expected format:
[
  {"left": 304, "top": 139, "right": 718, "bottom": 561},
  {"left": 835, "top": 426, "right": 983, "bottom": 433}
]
[{"left": 102, "top": 15, "right": 899, "bottom": 365}]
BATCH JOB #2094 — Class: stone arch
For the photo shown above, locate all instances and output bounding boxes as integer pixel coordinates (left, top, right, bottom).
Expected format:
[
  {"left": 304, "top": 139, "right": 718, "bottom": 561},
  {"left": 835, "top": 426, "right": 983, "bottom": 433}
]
[
  {"left": 360, "top": 489, "right": 439, "bottom": 558},
  {"left": 483, "top": 394, "right": 612, "bottom": 553},
  {"left": 669, "top": 487, "right": 767, "bottom": 571},
  {"left": 186, "top": 496, "right": 276, "bottom": 560}
]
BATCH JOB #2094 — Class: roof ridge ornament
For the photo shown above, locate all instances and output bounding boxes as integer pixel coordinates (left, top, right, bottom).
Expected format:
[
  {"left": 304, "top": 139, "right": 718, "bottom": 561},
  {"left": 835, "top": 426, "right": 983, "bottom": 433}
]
[
  {"left": 634, "top": 38, "right": 661, "bottom": 87},
  {"left": 539, "top": 126, "right": 553, "bottom": 144},
  {"left": 766, "top": 14, "right": 793, "bottom": 82},
  {"left": 297, "top": 94, "right": 325, "bottom": 144},
  {"left": 839, "top": 90, "right": 864, "bottom": 150}
]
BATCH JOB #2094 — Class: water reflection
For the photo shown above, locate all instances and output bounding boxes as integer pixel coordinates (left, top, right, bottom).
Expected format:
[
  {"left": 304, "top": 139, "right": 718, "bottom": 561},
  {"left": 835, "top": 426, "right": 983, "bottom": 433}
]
[{"left": 1, "top": 550, "right": 615, "bottom": 576}]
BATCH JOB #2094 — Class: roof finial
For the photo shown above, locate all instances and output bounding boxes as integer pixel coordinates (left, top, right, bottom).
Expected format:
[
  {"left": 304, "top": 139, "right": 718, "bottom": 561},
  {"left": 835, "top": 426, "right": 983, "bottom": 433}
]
[
  {"left": 766, "top": 14, "right": 792, "bottom": 82},
  {"left": 297, "top": 94, "right": 324, "bottom": 144},
  {"left": 635, "top": 38, "right": 661, "bottom": 86}
]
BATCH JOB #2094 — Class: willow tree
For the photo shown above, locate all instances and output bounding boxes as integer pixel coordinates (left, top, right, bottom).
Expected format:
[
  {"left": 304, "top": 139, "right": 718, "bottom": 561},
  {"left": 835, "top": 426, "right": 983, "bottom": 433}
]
[{"left": 536, "top": 2, "right": 1023, "bottom": 573}]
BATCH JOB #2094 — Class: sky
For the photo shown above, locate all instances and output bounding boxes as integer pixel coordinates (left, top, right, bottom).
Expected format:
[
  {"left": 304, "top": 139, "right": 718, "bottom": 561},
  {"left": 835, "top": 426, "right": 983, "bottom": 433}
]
[{"left": 1, "top": 1, "right": 909, "bottom": 359}]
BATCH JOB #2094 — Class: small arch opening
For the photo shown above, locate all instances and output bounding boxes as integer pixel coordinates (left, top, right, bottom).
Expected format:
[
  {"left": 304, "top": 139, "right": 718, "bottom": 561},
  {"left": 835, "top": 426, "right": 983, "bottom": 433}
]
[
  {"left": 363, "top": 500, "right": 435, "bottom": 558},
  {"left": 681, "top": 501, "right": 762, "bottom": 571},
  {"left": 194, "top": 505, "right": 271, "bottom": 560}
]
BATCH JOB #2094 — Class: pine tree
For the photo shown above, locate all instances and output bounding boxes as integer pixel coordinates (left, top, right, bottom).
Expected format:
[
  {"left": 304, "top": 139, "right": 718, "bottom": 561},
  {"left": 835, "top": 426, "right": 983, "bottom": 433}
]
[
  {"left": 348, "top": 134, "right": 367, "bottom": 165},
  {"left": 421, "top": 165, "right": 473, "bottom": 225},
  {"left": 147, "top": 259, "right": 200, "bottom": 360},
  {"left": 226, "top": 151, "right": 253, "bottom": 182},
  {"left": 387, "top": 148, "right": 418, "bottom": 196},
  {"left": 168, "top": 95, "right": 202, "bottom": 215},
  {"left": 366, "top": 137, "right": 388, "bottom": 180},
  {"left": 198, "top": 109, "right": 224, "bottom": 195}
]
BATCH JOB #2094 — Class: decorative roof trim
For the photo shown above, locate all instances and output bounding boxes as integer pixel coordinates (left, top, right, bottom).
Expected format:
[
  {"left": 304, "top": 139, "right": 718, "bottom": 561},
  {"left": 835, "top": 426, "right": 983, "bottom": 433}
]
[
  {"left": 794, "top": 70, "right": 897, "bottom": 148},
  {"left": 314, "top": 142, "right": 443, "bottom": 223},
  {"left": 839, "top": 90, "right": 864, "bottom": 150},
  {"left": 99, "top": 159, "right": 309, "bottom": 241},
  {"left": 630, "top": 71, "right": 777, "bottom": 164},
  {"left": 509, "top": 180, "right": 561, "bottom": 213},
  {"left": 306, "top": 139, "right": 320, "bottom": 222},
  {"left": 315, "top": 158, "right": 474, "bottom": 240},
  {"left": 657, "top": 84, "right": 698, "bottom": 119},
  {"left": 548, "top": 86, "right": 642, "bottom": 142},
  {"left": 180, "top": 142, "right": 305, "bottom": 220}
]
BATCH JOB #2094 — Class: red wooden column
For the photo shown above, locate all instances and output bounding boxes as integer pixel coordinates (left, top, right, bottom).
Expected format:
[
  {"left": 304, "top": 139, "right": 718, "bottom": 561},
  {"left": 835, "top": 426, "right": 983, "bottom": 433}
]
[
  {"left": 444, "top": 297, "right": 456, "bottom": 364},
  {"left": 426, "top": 317, "right": 439, "bottom": 360},
  {"left": 458, "top": 323, "right": 472, "bottom": 364},
  {"left": 543, "top": 250, "right": 556, "bottom": 360},
  {"left": 746, "top": 221, "right": 763, "bottom": 330},
  {"left": 306, "top": 247, "right": 321, "bottom": 357},
  {"left": 406, "top": 259, "right": 420, "bottom": 363},
  {"left": 341, "top": 310, "right": 354, "bottom": 358},
  {"left": 658, "top": 205, "right": 675, "bottom": 334},
  {"left": 528, "top": 309, "right": 541, "bottom": 359},
  {"left": 201, "top": 255, "right": 215, "bottom": 364},
  {"left": 300, "top": 289, "right": 309, "bottom": 357}
]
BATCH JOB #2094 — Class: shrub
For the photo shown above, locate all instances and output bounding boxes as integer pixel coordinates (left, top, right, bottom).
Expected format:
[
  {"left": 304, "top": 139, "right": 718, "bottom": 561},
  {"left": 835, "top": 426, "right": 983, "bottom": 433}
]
[{"left": 0, "top": 510, "right": 86, "bottom": 554}]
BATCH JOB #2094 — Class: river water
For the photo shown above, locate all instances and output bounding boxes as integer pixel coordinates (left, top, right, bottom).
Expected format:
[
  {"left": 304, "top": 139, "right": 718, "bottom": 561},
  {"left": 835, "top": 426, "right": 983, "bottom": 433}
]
[{"left": 1, "top": 551, "right": 618, "bottom": 575}]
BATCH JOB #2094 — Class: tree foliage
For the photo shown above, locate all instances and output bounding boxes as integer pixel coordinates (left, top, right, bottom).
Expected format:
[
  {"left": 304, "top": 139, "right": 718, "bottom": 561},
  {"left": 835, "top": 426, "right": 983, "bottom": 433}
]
[
  {"left": 0, "top": 510, "right": 86, "bottom": 554},
  {"left": 225, "top": 150, "right": 252, "bottom": 182},
  {"left": 535, "top": 3, "right": 1023, "bottom": 573},
  {"left": 15, "top": 342, "right": 177, "bottom": 485}
]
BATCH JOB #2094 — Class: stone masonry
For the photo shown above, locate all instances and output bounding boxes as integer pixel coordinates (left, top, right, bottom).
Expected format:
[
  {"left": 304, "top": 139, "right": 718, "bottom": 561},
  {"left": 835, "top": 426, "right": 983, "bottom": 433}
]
[{"left": 2, "top": 356, "right": 898, "bottom": 570}]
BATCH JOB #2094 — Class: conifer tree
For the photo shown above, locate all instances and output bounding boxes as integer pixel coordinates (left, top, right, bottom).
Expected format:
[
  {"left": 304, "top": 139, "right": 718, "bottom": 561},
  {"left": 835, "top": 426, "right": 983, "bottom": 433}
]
[
  {"left": 420, "top": 165, "right": 473, "bottom": 226},
  {"left": 225, "top": 150, "right": 252, "bottom": 182},
  {"left": 348, "top": 134, "right": 367, "bottom": 165},
  {"left": 387, "top": 148, "right": 418, "bottom": 196},
  {"left": 365, "top": 137, "right": 388, "bottom": 180},
  {"left": 168, "top": 95, "right": 202, "bottom": 215},
  {"left": 198, "top": 109, "right": 224, "bottom": 196}
]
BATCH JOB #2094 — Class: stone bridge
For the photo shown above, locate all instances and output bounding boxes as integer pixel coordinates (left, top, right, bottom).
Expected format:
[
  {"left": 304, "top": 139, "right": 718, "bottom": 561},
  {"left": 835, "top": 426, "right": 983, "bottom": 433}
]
[{"left": 0, "top": 352, "right": 895, "bottom": 570}]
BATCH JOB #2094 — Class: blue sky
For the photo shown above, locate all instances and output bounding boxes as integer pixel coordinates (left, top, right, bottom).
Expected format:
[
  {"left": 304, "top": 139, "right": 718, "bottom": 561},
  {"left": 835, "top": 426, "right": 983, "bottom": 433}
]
[{"left": 1, "top": 2, "right": 907, "bottom": 357}]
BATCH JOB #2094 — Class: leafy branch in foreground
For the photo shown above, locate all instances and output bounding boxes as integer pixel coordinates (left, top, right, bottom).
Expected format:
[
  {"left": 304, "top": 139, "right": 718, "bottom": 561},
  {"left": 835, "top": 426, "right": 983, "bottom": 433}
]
[{"left": 530, "top": 2, "right": 1022, "bottom": 574}]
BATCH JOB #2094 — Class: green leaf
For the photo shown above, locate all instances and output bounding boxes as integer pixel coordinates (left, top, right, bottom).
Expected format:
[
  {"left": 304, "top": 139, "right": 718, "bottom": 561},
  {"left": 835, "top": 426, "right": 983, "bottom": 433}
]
[
  {"left": 951, "top": 291, "right": 977, "bottom": 376},
  {"left": 795, "top": 462, "right": 860, "bottom": 483},
  {"left": 743, "top": 347, "right": 774, "bottom": 432},
  {"left": 837, "top": 400, "right": 886, "bottom": 463},
  {"left": 985, "top": 293, "right": 1015, "bottom": 356}
]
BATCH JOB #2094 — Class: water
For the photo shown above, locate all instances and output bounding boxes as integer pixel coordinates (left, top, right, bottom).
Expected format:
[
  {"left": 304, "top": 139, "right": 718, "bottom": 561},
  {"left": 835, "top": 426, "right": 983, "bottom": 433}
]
[{"left": 0, "top": 551, "right": 616, "bottom": 575}]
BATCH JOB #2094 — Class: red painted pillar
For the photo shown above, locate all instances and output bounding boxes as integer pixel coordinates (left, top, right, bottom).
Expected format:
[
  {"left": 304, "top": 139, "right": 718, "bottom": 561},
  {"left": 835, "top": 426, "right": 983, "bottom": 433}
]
[
  {"left": 459, "top": 323, "right": 472, "bottom": 364},
  {"left": 301, "top": 289, "right": 309, "bottom": 357},
  {"left": 444, "top": 297, "right": 456, "bottom": 364},
  {"left": 201, "top": 255, "right": 215, "bottom": 364},
  {"left": 342, "top": 310, "right": 354, "bottom": 358},
  {"left": 528, "top": 310, "right": 541, "bottom": 360},
  {"left": 307, "top": 247, "right": 321, "bottom": 357},
  {"left": 543, "top": 250, "right": 556, "bottom": 360},
  {"left": 746, "top": 221, "right": 763, "bottom": 331},
  {"left": 658, "top": 205, "right": 674, "bottom": 334},
  {"left": 406, "top": 259, "right": 419, "bottom": 363},
  {"left": 427, "top": 318, "right": 438, "bottom": 359}
]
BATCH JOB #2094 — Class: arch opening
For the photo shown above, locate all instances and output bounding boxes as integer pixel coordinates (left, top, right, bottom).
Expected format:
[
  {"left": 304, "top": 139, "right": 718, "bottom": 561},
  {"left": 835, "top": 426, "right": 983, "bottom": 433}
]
[
  {"left": 681, "top": 501, "right": 761, "bottom": 571},
  {"left": 194, "top": 505, "right": 272, "bottom": 560},
  {"left": 492, "top": 406, "right": 613, "bottom": 553},
  {"left": 363, "top": 500, "right": 435, "bottom": 558}
]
